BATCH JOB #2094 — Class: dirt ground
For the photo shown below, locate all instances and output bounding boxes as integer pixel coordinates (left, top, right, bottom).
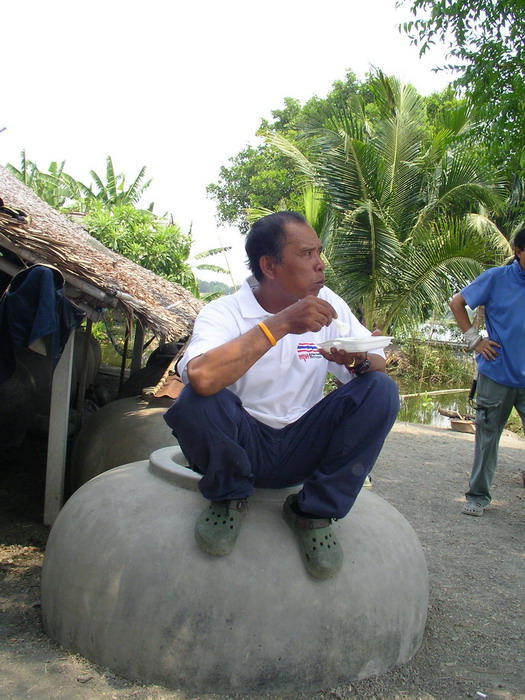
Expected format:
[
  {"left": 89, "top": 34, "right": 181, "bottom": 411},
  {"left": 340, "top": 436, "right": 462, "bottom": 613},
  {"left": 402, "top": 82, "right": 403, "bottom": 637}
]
[{"left": 0, "top": 420, "right": 524, "bottom": 700}]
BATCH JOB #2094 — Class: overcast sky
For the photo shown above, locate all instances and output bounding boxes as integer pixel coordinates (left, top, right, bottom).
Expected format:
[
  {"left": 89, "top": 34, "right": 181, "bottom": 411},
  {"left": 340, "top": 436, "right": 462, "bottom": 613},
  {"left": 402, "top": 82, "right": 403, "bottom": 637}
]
[{"left": 1, "top": 0, "right": 452, "bottom": 286}]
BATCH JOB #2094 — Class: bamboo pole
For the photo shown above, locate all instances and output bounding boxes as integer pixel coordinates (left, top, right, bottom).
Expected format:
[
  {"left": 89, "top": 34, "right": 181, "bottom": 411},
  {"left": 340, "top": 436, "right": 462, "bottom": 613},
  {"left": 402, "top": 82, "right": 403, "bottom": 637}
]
[{"left": 400, "top": 388, "right": 470, "bottom": 399}]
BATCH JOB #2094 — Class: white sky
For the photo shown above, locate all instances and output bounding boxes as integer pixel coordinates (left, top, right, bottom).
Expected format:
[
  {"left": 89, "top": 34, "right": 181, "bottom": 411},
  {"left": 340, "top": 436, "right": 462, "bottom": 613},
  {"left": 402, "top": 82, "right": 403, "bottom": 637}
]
[{"left": 1, "top": 0, "right": 452, "bottom": 287}]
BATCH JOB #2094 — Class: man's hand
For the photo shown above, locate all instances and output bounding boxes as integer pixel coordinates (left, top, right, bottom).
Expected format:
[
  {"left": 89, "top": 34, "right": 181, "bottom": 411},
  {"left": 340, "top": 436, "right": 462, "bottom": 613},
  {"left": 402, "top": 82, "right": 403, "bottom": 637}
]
[
  {"left": 449, "top": 293, "right": 500, "bottom": 360},
  {"left": 319, "top": 347, "right": 367, "bottom": 366},
  {"left": 475, "top": 337, "right": 500, "bottom": 360},
  {"left": 318, "top": 327, "right": 387, "bottom": 373},
  {"left": 272, "top": 295, "right": 336, "bottom": 335},
  {"left": 318, "top": 347, "right": 386, "bottom": 373}
]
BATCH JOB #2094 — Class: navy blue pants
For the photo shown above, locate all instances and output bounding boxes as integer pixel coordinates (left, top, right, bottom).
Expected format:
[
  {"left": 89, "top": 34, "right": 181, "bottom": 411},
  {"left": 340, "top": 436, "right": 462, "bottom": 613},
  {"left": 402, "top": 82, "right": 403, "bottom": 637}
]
[{"left": 164, "top": 372, "right": 399, "bottom": 519}]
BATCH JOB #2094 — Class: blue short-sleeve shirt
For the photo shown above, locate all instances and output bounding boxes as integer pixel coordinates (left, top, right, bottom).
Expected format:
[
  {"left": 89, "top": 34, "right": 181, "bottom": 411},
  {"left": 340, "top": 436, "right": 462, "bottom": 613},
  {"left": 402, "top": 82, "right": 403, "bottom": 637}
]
[{"left": 461, "top": 260, "right": 525, "bottom": 388}]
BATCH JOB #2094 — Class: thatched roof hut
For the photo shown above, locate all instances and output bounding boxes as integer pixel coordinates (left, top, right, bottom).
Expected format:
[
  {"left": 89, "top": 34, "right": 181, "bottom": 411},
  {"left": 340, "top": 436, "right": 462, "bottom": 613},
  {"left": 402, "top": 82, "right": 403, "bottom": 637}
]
[
  {"left": 0, "top": 164, "right": 204, "bottom": 524},
  {"left": 0, "top": 165, "right": 203, "bottom": 340}
]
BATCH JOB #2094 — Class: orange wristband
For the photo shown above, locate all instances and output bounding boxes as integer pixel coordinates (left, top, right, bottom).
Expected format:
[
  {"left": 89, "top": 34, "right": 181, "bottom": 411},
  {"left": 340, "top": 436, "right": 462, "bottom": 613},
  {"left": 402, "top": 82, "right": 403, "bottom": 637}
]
[{"left": 258, "top": 321, "right": 277, "bottom": 347}]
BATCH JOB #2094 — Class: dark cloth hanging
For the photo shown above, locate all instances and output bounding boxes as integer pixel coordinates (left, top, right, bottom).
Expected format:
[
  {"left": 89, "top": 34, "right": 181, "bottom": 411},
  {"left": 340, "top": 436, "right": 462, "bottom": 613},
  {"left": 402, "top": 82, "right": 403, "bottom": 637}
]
[{"left": 0, "top": 264, "right": 85, "bottom": 383}]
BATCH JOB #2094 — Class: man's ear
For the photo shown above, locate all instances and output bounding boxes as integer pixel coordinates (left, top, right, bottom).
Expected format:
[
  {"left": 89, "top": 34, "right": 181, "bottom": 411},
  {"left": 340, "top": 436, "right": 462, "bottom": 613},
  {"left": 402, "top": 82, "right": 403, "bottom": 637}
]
[{"left": 259, "top": 255, "right": 277, "bottom": 280}]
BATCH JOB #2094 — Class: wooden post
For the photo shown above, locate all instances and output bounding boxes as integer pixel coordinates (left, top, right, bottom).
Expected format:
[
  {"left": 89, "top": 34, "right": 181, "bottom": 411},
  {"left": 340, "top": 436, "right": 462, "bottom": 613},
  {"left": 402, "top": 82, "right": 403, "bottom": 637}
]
[
  {"left": 75, "top": 320, "right": 93, "bottom": 431},
  {"left": 118, "top": 325, "right": 130, "bottom": 396},
  {"left": 44, "top": 331, "right": 75, "bottom": 526},
  {"left": 130, "top": 319, "right": 145, "bottom": 375}
]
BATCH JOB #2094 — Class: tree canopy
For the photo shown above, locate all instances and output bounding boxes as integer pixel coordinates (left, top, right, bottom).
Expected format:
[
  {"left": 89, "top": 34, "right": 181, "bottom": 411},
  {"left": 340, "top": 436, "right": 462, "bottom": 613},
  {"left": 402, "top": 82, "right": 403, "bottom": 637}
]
[
  {"left": 206, "top": 71, "right": 479, "bottom": 235},
  {"left": 84, "top": 202, "right": 200, "bottom": 295},
  {"left": 206, "top": 140, "right": 303, "bottom": 235},
  {"left": 207, "top": 65, "right": 518, "bottom": 331},
  {"left": 400, "top": 0, "right": 525, "bottom": 187},
  {"left": 256, "top": 73, "right": 512, "bottom": 333},
  {"left": 206, "top": 72, "right": 365, "bottom": 233}
]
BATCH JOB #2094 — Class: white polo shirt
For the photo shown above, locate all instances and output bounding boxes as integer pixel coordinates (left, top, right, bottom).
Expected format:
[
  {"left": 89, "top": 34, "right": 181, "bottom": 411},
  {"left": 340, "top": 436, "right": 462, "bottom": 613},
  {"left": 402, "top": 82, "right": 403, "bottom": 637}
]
[{"left": 178, "top": 277, "right": 379, "bottom": 429}]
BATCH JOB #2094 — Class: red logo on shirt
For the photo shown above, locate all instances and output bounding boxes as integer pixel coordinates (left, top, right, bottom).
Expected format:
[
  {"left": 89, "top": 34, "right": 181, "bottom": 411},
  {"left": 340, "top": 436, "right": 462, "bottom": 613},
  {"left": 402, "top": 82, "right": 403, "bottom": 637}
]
[{"left": 297, "top": 343, "right": 322, "bottom": 362}]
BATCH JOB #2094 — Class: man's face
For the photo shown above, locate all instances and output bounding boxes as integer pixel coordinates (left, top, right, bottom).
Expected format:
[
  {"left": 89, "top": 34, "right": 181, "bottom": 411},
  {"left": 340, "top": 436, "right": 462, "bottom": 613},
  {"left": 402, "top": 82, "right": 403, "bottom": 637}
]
[{"left": 269, "top": 221, "right": 325, "bottom": 301}]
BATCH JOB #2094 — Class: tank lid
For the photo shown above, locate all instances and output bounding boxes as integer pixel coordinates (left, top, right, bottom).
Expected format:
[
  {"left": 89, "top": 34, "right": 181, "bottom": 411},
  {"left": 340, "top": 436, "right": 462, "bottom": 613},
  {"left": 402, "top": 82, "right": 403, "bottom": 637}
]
[{"left": 148, "top": 446, "right": 200, "bottom": 491}]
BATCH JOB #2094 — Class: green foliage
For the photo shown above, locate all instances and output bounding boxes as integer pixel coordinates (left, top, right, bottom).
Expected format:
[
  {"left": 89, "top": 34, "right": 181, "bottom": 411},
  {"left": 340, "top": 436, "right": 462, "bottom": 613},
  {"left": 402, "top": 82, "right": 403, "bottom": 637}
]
[
  {"left": 83, "top": 156, "right": 153, "bottom": 210},
  {"left": 59, "top": 156, "right": 154, "bottom": 212},
  {"left": 268, "top": 72, "right": 511, "bottom": 333},
  {"left": 206, "top": 72, "right": 363, "bottom": 233},
  {"left": 323, "top": 374, "right": 340, "bottom": 396},
  {"left": 390, "top": 339, "right": 473, "bottom": 386},
  {"left": 84, "top": 202, "right": 199, "bottom": 295},
  {"left": 206, "top": 66, "right": 501, "bottom": 245},
  {"left": 399, "top": 0, "right": 525, "bottom": 190},
  {"left": 419, "top": 392, "right": 434, "bottom": 409},
  {"left": 7, "top": 151, "right": 70, "bottom": 209},
  {"left": 6, "top": 153, "right": 154, "bottom": 213},
  {"left": 209, "top": 69, "right": 513, "bottom": 333},
  {"left": 206, "top": 143, "right": 303, "bottom": 234},
  {"left": 198, "top": 279, "right": 235, "bottom": 296},
  {"left": 506, "top": 408, "right": 524, "bottom": 436}
]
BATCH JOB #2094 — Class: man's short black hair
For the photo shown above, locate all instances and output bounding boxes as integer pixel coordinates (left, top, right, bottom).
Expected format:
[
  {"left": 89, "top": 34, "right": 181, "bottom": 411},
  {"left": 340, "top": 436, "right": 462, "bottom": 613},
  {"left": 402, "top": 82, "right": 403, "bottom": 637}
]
[
  {"left": 513, "top": 227, "right": 525, "bottom": 254},
  {"left": 245, "top": 211, "right": 307, "bottom": 281}
]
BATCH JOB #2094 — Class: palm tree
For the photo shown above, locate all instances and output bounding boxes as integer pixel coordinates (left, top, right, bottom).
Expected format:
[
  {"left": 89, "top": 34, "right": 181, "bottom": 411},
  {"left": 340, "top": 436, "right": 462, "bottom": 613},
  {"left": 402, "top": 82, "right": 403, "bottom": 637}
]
[{"left": 267, "top": 72, "right": 512, "bottom": 333}]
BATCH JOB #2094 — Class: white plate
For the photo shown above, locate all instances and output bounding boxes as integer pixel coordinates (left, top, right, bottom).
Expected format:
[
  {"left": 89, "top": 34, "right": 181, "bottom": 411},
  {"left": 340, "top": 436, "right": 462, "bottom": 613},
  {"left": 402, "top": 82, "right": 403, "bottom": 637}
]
[{"left": 316, "top": 336, "right": 393, "bottom": 352}]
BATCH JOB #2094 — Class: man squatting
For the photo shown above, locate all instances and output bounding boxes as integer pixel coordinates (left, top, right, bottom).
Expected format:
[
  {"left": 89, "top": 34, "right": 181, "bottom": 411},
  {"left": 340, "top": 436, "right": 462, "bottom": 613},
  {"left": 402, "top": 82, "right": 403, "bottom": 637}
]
[{"left": 165, "top": 211, "right": 399, "bottom": 579}]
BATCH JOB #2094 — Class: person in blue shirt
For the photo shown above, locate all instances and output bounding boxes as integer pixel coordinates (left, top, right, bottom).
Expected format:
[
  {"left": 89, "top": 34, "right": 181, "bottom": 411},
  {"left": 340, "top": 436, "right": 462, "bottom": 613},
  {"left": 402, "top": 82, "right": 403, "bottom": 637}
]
[{"left": 449, "top": 228, "right": 525, "bottom": 516}]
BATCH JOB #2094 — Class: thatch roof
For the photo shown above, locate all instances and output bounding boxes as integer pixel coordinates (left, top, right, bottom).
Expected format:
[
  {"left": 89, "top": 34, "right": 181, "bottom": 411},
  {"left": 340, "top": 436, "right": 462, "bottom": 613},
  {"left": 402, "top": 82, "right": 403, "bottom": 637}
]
[{"left": 0, "top": 165, "right": 203, "bottom": 340}]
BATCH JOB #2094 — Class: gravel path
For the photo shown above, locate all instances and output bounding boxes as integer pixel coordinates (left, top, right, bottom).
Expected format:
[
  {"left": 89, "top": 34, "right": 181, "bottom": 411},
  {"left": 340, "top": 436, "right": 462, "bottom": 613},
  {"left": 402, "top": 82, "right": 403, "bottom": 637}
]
[{"left": 1, "top": 421, "right": 524, "bottom": 700}]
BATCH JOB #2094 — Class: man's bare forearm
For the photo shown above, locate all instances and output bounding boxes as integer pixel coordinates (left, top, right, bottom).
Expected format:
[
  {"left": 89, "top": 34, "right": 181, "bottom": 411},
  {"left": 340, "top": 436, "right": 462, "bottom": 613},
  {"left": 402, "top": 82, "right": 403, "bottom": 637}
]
[
  {"left": 187, "top": 296, "right": 336, "bottom": 396},
  {"left": 187, "top": 323, "right": 281, "bottom": 396},
  {"left": 449, "top": 293, "right": 472, "bottom": 332}
]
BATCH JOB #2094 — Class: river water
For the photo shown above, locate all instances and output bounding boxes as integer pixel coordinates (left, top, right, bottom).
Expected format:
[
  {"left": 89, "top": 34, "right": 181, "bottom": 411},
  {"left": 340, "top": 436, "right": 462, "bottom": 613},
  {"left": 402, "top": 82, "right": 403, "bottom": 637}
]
[{"left": 395, "top": 379, "right": 474, "bottom": 427}]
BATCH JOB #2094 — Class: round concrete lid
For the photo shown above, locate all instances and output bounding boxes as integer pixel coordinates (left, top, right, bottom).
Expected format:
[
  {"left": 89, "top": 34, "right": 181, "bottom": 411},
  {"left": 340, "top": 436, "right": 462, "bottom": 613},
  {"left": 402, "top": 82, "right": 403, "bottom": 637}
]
[
  {"left": 148, "top": 446, "right": 200, "bottom": 491},
  {"left": 148, "top": 446, "right": 300, "bottom": 501}
]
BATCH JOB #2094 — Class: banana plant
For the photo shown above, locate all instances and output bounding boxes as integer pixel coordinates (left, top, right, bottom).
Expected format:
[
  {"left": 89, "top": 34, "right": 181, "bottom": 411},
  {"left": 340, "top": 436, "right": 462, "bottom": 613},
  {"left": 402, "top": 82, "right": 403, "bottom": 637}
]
[{"left": 87, "top": 156, "right": 153, "bottom": 209}]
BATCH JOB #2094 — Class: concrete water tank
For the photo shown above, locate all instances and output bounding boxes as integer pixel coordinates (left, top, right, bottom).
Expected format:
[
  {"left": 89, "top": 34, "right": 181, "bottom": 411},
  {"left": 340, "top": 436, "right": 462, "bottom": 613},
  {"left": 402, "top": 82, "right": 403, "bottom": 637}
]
[
  {"left": 16, "top": 329, "right": 102, "bottom": 435},
  {"left": 69, "top": 395, "right": 178, "bottom": 490},
  {"left": 42, "top": 446, "right": 429, "bottom": 694},
  {"left": 0, "top": 360, "right": 36, "bottom": 447}
]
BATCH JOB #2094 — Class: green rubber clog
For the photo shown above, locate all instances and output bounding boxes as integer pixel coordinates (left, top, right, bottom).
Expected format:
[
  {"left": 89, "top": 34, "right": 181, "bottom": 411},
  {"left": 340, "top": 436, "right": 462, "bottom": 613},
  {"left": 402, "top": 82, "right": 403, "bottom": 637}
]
[
  {"left": 195, "top": 499, "right": 248, "bottom": 556},
  {"left": 283, "top": 494, "right": 343, "bottom": 580}
]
